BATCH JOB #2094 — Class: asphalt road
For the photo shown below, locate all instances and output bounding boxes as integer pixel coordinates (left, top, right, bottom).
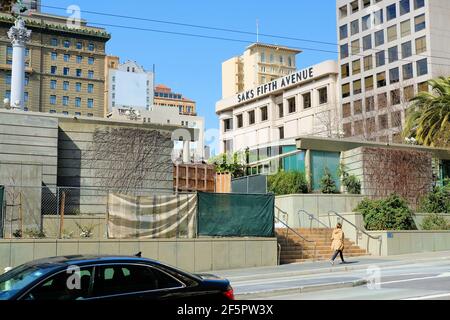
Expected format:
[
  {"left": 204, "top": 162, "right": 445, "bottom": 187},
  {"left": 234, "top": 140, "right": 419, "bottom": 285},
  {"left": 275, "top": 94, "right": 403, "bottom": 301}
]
[{"left": 255, "top": 260, "right": 450, "bottom": 300}]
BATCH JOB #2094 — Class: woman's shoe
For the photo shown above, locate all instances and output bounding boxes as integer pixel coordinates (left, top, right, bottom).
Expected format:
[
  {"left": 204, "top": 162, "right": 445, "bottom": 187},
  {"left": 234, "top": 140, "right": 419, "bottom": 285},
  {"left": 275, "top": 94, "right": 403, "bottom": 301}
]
[{"left": 330, "top": 260, "right": 334, "bottom": 266}]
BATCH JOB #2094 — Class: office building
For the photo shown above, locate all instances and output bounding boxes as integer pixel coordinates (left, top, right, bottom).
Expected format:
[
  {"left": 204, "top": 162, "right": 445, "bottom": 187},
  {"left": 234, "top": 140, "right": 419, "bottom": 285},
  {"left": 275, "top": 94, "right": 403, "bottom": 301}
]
[
  {"left": 105, "top": 56, "right": 154, "bottom": 114},
  {"left": 337, "top": 0, "right": 450, "bottom": 142},
  {"left": 221, "top": 43, "right": 301, "bottom": 99},
  {"left": 0, "top": 11, "right": 110, "bottom": 117},
  {"left": 154, "top": 84, "right": 196, "bottom": 116}
]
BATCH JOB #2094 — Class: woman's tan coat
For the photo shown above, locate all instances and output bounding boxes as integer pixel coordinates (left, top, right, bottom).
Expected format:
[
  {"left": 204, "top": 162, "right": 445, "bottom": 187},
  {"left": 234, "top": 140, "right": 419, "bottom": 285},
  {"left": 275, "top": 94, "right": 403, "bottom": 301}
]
[{"left": 330, "top": 228, "right": 345, "bottom": 251}]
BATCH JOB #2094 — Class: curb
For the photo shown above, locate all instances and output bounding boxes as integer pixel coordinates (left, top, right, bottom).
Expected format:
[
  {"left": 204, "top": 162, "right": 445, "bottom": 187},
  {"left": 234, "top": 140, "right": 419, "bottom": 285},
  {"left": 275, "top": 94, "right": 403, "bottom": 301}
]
[{"left": 235, "top": 279, "right": 368, "bottom": 299}]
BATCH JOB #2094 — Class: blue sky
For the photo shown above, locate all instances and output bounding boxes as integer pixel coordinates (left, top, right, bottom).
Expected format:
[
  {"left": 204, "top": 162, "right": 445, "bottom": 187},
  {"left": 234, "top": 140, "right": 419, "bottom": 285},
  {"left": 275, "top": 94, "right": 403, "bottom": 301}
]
[{"left": 43, "top": 0, "right": 338, "bottom": 154}]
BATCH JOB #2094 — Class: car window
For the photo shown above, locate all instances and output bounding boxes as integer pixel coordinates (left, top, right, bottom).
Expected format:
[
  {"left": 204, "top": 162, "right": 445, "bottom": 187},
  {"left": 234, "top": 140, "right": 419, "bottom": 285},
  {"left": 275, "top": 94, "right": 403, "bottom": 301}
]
[
  {"left": 93, "top": 264, "right": 183, "bottom": 297},
  {"left": 22, "top": 267, "right": 93, "bottom": 301}
]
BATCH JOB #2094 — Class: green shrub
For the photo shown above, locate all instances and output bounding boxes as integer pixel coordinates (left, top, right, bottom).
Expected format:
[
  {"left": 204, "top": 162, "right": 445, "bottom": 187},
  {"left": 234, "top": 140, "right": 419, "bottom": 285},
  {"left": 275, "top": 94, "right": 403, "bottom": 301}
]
[
  {"left": 338, "top": 164, "right": 361, "bottom": 195},
  {"left": 320, "top": 168, "right": 338, "bottom": 194},
  {"left": 418, "top": 185, "right": 450, "bottom": 213},
  {"left": 421, "top": 213, "right": 450, "bottom": 230},
  {"left": 354, "top": 194, "right": 417, "bottom": 231},
  {"left": 268, "top": 171, "right": 308, "bottom": 195}
]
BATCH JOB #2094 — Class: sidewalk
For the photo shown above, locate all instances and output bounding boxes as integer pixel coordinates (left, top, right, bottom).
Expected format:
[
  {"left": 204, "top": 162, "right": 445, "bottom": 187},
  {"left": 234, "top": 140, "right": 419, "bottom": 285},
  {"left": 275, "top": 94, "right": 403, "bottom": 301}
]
[{"left": 210, "top": 251, "right": 450, "bottom": 299}]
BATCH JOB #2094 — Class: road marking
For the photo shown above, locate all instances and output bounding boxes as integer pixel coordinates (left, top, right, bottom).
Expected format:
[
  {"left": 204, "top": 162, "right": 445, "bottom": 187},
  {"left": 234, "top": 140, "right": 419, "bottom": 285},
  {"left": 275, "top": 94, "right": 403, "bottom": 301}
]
[
  {"left": 404, "top": 293, "right": 450, "bottom": 300},
  {"left": 379, "top": 273, "right": 450, "bottom": 286}
]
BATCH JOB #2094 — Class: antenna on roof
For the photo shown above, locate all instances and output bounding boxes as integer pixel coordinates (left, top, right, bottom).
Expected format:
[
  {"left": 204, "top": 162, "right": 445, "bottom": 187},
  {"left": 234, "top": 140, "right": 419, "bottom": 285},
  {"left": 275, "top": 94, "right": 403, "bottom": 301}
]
[{"left": 256, "top": 19, "right": 259, "bottom": 43}]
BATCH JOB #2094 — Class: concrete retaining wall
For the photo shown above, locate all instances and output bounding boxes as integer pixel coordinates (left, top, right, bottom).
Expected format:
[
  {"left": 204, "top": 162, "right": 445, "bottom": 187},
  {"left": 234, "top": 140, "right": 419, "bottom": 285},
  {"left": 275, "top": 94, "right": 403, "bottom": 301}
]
[{"left": 0, "top": 237, "right": 277, "bottom": 273}]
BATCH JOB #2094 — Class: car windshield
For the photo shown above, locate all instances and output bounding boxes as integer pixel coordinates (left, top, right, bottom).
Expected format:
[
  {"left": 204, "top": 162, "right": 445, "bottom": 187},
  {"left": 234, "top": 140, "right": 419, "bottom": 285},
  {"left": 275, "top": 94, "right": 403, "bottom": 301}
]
[{"left": 0, "top": 264, "right": 55, "bottom": 300}]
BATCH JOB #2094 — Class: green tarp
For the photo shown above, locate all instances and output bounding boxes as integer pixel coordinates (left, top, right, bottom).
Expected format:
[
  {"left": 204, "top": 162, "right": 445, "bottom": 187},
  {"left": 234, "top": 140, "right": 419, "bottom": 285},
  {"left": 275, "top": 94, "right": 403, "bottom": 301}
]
[{"left": 197, "top": 192, "right": 274, "bottom": 237}]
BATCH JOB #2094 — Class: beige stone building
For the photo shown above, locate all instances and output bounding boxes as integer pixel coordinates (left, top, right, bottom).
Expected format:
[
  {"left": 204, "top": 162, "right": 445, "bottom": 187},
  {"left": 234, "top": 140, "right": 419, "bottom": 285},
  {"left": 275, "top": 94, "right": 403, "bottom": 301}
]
[
  {"left": 221, "top": 43, "right": 302, "bottom": 99},
  {"left": 154, "top": 84, "right": 196, "bottom": 116},
  {"left": 0, "top": 11, "right": 110, "bottom": 117}
]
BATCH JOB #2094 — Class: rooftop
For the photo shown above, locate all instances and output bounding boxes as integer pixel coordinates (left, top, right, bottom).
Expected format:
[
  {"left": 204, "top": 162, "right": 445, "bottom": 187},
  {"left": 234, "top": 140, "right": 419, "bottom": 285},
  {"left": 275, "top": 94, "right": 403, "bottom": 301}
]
[{"left": 246, "top": 42, "right": 302, "bottom": 54}]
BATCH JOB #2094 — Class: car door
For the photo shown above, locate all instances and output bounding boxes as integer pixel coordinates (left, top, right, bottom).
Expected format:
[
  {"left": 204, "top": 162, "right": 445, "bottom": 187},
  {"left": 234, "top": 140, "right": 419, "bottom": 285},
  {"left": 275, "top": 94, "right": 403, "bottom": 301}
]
[
  {"left": 20, "top": 266, "right": 94, "bottom": 301},
  {"left": 89, "top": 264, "right": 186, "bottom": 300}
]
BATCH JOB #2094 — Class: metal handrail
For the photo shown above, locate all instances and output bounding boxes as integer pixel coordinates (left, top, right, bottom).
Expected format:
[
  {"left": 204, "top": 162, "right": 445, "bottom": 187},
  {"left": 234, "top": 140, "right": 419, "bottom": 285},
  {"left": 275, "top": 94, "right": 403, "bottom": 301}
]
[
  {"left": 277, "top": 243, "right": 281, "bottom": 265},
  {"left": 297, "top": 209, "right": 330, "bottom": 230},
  {"left": 327, "top": 210, "right": 382, "bottom": 256},
  {"left": 274, "top": 214, "right": 317, "bottom": 262}
]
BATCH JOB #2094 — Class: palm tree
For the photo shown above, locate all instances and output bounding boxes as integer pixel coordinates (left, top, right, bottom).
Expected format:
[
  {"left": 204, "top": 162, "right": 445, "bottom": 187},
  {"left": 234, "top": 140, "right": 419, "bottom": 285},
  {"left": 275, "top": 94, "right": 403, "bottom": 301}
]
[{"left": 403, "top": 77, "right": 450, "bottom": 148}]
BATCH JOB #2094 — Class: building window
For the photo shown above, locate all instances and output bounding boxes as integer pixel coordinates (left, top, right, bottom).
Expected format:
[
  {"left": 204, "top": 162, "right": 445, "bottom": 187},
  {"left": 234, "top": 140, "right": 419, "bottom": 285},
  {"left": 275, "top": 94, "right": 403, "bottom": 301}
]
[
  {"left": 5, "top": 74, "right": 11, "bottom": 84},
  {"left": 400, "top": 0, "right": 411, "bottom": 15},
  {"left": 343, "top": 123, "right": 352, "bottom": 138},
  {"left": 260, "top": 51, "right": 265, "bottom": 63},
  {"left": 353, "top": 79, "right": 362, "bottom": 95},
  {"left": 24, "top": 92, "right": 28, "bottom": 103},
  {"left": 350, "top": 19, "right": 359, "bottom": 36},
  {"left": 400, "top": 20, "right": 411, "bottom": 37},
  {"left": 75, "top": 97, "right": 81, "bottom": 108},
  {"left": 63, "top": 67, "right": 70, "bottom": 76},
  {"left": 248, "top": 110, "right": 255, "bottom": 125},
  {"left": 362, "top": 14, "right": 371, "bottom": 31},
  {"left": 375, "top": 30, "right": 385, "bottom": 46},
  {"left": 366, "top": 96, "right": 375, "bottom": 112},
  {"left": 376, "top": 51, "right": 385, "bottom": 67},
  {"left": 76, "top": 83, "right": 81, "bottom": 92},
  {"left": 88, "top": 43, "right": 95, "bottom": 51},
  {"left": 63, "top": 81, "right": 69, "bottom": 91},
  {"left": 341, "top": 63, "right": 349, "bottom": 78},
  {"left": 390, "top": 89, "right": 401, "bottom": 106},
  {"left": 352, "top": 59, "right": 361, "bottom": 75},
  {"left": 75, "top": 112, "right": 81, "bottom": 116},
  {"left": 415, "top": 36, "right": 427, "bottom": 54},
  {"left": 351, "top": 39, "right": 360, "bottom": 55},
  {"left": 379, "top": 114, "right": 389, "bottom": 130},
  {"left": 318, "top": 87, "right": 328, "bottom": 104},
  {"left": 391, "top": 111, "right": 402, "bottom": 128},
  {"left": 50, "top": 95, "right": 56, "bottom": 105},
  {"left": 415, "top": 14, "right": 426, "bottom": 32},
  {"left": 278, "top": 103, "right": 284, "bottom": 118},
  {"left": 378, "top": 93, "right": 388, "bottom": 109},
  {"left": 365, "top": 75, "right": 374, "bottom": 91},
  {"left": 76, "top": 56, "right": 83, "bottom": 64},
  {"left": 417, "top": 58, "right": 428, "bottom": 76},
  {"left": 4, "top": 90, "right": 10, "bottom": 100},
  {"left": 261, "top": 106, "right": 268, "bottom": 121},
  {"left": 342, "top": 83, "right": 350, "bottom": 98},
  {"left": 87, "top": 113, "right": 93, "bottom": 117},
  {"left": 49, "top": 110, "right": 56, "bottom": 114},
  {"left": 389, "top": 67, "right": 400, "bottom": 84},
  {"left": 51, "top": 52, "right": 58, "bottom": 61},
  {"left": 50, "top": 80, "right": 57, "bottom": 89},
  {"left": 64, "top": 40, "right": 71, "bottom": 48},
  {"left": 387, "top": 25, "right": 397, "bottom": 42},
  {"left": 350, "top": 0, "right": 358, "bottom": 13},
  {"left": 387, "top": 4, "right": 397, "bottom": 21},
  {"left": 51, "top": 38, "right": 58, "bottom": 46},
  {"left": 354, "top": 120, "right": 364, "bottom": 135},
  {"left": 76, "top": 42, "right": 83, "bottom": 50},
  {"left": 418, "top": 81, "right": 429, "bottom": 93},
  {"left": 88, "top": 57, "right": 94, "bottom": 65},
  {"left": 374, "top": 9, "right": 384, "bottom": 25},
  {"left": 64, "top": 54, "right": 70, "bottom": 62},
  {"left": 403, "top": 63, "right": 414, "bottom": 80},
  {"left": 363, "top": 35, "right": 372, "bottom": 51},
  {"left": 377, "top": 72, "right": 386, "bottom": 88},
  {"left": 288, "top": 97, "right": 296, "bottom": 113},
  {"left": 88, "top": 71, "right": 94, "bottom": 79},
  {"left": 76, "top": 69, "right": 82, "bottom": 77},
  {"left": 339, "top": 5, "right": 347, "bottom": 18},
  {"left": 88, "top": 84, "right": 94, "bottom": 93},
  {"left": 236, "top": 114, "right": 243, "bottom": 128},
  {"left": 353, "top": 100, "right": 362, "bottom": 115},
  {"left": 51, "top": 66, "right": 57, "bottom": 74},
  {"left": 340, "top": 44, "right": 349, "bottom": 59},
  {"left": 404, "top": 85, "right": 415, "bottom": 101},
  {"left": 342, "top": 103, "right": 351, "bottom": 118},
  {"left": 303, "top": 93, "right": 312, "bottom": 109},
  {"left": 363, "top": 55, "right": 373, "bottom": 71},
  {"left": 63, "top": 96, "right": 69, "bottom": 106},
  {"left": 339, "top": 25, "right": 348, "bottom": 40},
  {"left": 402, "top": 41, "right": 412, "bottom": 58},
  {"left": 388, "top": 46, "right": 398, "bottom": 63},
  {"left": 279, "top": 126, "right": 285, "bottom": 140},
  {"left": 6, "top": 46, "right": 13, "bottom": 56},
  {"left": 224, "top": 140, "right": 233, "bottom": 153},
  {"left": 414, "top": 0, "right": 425, "bottom": 9},
  {"left": 25, "top": 76, "right": 29, "bottom": 86}
]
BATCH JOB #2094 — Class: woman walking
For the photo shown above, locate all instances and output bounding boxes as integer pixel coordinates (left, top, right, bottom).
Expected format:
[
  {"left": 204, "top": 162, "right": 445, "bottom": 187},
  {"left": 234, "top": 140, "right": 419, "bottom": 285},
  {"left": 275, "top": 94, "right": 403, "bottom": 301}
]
[{"left": 330, "top": 223, "right": 346, "bottom": 265}]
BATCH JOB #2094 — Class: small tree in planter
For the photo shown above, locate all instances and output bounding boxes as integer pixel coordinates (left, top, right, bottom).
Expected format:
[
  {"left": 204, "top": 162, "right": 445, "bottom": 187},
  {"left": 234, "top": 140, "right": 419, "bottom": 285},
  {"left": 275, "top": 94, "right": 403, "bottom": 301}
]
[
  {"left": 338, "top": 164, "right": 361, "bottom": 195},
  {"left": 320, "top": 168, "right": 338, "bottom": 194}
]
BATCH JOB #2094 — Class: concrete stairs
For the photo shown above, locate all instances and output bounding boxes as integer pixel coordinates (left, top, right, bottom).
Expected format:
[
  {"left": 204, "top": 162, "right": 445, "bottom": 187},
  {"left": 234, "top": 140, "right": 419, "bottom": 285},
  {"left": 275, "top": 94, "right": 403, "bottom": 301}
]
[{"left": 276, "top": 228, "right": 368, "bottom": 264}]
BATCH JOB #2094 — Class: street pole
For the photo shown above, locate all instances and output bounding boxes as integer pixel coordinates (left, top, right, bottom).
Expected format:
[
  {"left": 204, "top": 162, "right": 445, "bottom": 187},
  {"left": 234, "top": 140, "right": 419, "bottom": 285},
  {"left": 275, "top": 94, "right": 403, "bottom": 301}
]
[{"left": 7, "top": 18, "right": 31, "bottom": 110}]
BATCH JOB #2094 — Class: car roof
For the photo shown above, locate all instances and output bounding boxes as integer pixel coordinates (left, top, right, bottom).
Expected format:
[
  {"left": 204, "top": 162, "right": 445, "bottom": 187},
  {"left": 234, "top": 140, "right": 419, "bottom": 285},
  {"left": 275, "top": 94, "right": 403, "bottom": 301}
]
[{"left": 24, "top": 255, "right": 160, "bottom": 268}]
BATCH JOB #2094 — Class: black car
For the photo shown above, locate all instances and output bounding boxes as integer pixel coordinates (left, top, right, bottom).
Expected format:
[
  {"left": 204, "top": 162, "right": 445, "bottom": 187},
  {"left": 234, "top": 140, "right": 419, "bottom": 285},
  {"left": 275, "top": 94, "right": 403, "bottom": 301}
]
[{"left": 0, "top": 255, "right": 234, "bottom": 301}]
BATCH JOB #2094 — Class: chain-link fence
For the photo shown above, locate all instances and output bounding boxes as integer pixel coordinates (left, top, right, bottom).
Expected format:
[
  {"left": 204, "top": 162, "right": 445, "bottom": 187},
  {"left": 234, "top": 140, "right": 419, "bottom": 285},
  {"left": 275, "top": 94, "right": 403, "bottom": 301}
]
[{"left": 0, "top": 186, "right": 193, "bottom": 240}]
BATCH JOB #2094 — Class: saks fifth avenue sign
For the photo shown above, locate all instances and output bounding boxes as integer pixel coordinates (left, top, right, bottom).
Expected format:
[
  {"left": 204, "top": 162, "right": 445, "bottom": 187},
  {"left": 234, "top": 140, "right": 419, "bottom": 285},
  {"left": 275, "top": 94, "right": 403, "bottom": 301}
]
[{"left": 237, "top": 67, "right": 314, "bottom": 103}]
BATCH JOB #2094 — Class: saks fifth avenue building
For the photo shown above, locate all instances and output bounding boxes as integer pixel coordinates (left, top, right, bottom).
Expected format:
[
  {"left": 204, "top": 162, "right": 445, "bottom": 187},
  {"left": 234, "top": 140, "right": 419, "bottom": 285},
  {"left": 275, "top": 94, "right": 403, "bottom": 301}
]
[{"left": 216, "top": 60, "right": 340, "bottom": 155}]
